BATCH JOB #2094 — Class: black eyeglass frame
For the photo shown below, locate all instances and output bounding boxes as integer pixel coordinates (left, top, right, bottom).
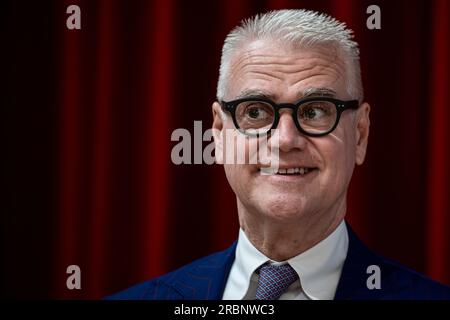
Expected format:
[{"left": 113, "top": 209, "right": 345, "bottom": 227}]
[{"left": 220, "top": 96, "right": 360, "bottom": 137}]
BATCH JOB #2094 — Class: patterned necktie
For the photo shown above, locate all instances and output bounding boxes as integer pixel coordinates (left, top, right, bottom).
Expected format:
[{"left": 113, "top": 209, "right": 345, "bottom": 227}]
[{"left": 255, "top": 263, "right": 299, "bottom": 300}]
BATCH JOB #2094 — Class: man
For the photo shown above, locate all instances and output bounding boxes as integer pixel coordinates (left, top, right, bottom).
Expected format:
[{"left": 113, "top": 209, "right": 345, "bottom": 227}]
[{"left": 109, "top": 9, "right": 450, "bottom": 300}]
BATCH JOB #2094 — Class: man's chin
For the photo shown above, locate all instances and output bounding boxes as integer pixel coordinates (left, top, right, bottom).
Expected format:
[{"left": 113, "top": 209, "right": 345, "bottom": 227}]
[{"left": 257, "top": 201, "right": 309, "bottom": 222}]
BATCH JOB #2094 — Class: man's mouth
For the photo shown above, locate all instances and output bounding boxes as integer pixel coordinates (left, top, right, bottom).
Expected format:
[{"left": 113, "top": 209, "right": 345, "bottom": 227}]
[{"left": 259, "top": 167, "right": 318, "bottom": 175}]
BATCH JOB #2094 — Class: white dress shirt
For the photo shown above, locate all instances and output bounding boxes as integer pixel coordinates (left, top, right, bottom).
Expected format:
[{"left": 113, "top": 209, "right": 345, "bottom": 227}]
[{"left": 222, "top": 220, "right": 349, "bottom": 300}]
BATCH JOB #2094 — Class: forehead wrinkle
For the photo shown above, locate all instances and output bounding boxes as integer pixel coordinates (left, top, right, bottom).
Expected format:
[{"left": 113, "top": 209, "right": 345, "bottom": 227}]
[
  {"left": 230, "top": 39, "right": 345, "bottom": 73},
  {"left": 234, "top": 53, "right": 346, "bottom": 80},
  {"left": 288, "top": 59, "right": 346, "bottom": 78},
  {"left": 236, "top": 45, "right": 342, "bottom": 63},
  {"left": 247, "top": 70, "right": 283, "bottom": 81},
  {"left": 231, "top": 46, "right": 331, "bottom": 70},
  {"left": 241, "top": 61, "right": 318, "bottom": 75},
  {"left": 285, "top": 63, "right": 345, "bottom": 90},
  {"left": 228, "top": 45, "right": 349, "bottom": 100},
  {"left": 233, "top": 61, "right": 344, "bottom": 92},
  {"left": 235, "top": 53, "right": 342, "bottom": 70}
]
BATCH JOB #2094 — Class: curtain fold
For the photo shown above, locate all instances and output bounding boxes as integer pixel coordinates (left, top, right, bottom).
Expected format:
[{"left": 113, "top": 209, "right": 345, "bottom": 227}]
[{"left": 426, "top": 0, "right": 450, "bottom": 283}]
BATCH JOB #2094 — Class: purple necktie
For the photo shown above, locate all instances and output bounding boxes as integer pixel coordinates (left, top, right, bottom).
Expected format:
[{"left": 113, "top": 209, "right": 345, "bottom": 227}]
[{"left": 255, "top": 263, "right": 299, "bottom": 300}]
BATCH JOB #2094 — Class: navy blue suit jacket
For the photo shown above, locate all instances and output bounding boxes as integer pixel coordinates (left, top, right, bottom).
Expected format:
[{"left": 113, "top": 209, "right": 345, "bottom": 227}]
[{"left": 107, "top": 225, "right": 450, "bottom": 300}]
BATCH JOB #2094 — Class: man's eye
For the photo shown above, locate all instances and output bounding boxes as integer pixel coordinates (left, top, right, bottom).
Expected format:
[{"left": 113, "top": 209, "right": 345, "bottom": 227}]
[
  {"left": 301, "top": 106, "right": 327, "bottom": 120},
  {"left": 306, "top": 108, "right": 322, "bottom": 119},
  {"left": 246, "top": 106, "right": 269, "bottom": 119}
]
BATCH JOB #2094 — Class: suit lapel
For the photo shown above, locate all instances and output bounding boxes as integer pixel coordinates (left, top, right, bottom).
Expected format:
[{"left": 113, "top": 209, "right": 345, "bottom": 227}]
[{"left": 170, "top": 242, "right": 237, "bottom": 299}]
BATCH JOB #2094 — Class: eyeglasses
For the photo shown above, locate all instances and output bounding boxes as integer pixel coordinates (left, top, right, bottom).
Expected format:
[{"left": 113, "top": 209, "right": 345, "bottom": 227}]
[{"left": 220, "top": 96, "right": 359, "bottom": 137}]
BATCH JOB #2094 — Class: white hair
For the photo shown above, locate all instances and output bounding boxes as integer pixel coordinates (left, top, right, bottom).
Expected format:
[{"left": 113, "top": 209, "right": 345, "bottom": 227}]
[{"left": 217, "top": 9, "right": 363, "bottom": 104}]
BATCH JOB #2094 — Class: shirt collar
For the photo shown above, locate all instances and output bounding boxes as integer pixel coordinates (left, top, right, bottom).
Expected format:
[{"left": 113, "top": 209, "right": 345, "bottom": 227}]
[{"left": 233, "top": 220, "right": 349, "bottom": 300}]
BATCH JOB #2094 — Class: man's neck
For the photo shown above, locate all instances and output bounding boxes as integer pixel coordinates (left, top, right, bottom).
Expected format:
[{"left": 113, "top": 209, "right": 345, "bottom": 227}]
[{"left": 237, "top": 200, "right": 346, "bottom": 261}]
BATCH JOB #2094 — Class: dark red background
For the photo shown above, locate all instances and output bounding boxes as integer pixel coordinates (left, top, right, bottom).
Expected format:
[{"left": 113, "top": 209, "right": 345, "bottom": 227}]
[{"left": 3, "top": 0, "right": 450, "bottom": 299}]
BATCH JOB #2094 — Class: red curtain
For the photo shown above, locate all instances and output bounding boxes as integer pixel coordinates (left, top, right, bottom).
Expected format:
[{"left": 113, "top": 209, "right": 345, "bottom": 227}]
[{"left": 3, "top": 0, "right": 449, "bottom": 299}]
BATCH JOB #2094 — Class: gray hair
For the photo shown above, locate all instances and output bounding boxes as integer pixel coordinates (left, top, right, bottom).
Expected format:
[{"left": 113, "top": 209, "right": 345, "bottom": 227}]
[{"left": 216, "top": 9, "right": 363, "bottom": 103}]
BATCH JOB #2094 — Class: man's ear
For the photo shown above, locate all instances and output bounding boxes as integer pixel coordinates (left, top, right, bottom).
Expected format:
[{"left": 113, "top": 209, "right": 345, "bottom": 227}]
[
  {"left": 355, "top": 102, "right": 371, "bottom": 165},
  {"left": 212, "top": 102, "right": 224, "bottom": 164}
]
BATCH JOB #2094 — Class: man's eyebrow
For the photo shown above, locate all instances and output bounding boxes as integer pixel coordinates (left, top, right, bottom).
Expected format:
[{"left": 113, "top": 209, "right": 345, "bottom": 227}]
[
  {"left": 301, "top": 88, "right": 337, "bottom": 98},
  {"left": 234, "top": 89, "right": 276, "bottom": 100}
]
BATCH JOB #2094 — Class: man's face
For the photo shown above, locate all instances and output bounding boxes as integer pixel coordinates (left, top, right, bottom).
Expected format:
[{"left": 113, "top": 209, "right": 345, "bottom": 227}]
[{"left": 212, "top": 39, "right": 370, "bottom": 225}]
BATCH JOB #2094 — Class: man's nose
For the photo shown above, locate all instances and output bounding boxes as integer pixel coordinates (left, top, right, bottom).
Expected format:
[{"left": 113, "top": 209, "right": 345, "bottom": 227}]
[{"left": 275, "top": 111, "right": 308, "bottom": 152}]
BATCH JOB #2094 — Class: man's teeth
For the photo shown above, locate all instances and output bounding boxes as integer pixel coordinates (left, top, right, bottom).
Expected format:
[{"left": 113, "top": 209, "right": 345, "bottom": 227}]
[
  {"left": 261, "top": 167, "right": 312, "bottom": 175},
  {"left": 277, "top": 167, "right": 310, "bottom": 175}
]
